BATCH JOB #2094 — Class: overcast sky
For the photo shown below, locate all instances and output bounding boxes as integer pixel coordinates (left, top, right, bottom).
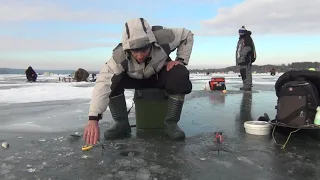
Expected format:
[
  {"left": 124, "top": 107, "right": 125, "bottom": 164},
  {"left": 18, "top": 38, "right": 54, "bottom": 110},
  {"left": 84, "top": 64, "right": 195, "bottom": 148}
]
[{"left": 0, "top": 0, "right": 319, "bottom": 70}]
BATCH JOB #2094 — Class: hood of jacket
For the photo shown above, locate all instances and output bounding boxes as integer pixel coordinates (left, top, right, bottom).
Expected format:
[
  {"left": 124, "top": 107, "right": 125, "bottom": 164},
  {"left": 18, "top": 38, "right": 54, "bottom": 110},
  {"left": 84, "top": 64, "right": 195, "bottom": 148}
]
[
  {"left": 26, "top": 66, "right": 34, "bottom": 71},
  {"left": 121, "top": 18, "right": 156, "bottom": 51},
  {"left": 239, "top": 30, "right": 252, "bottom": 38}
]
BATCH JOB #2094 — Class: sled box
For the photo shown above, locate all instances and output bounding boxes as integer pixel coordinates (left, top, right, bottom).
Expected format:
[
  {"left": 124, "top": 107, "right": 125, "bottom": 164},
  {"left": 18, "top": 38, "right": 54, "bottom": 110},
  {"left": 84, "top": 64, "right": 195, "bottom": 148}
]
[
  {"left": 134, "top": 88, "right": 168, "bottom": 129},
  {"left": 209, "top": 77, "right": 226, "bottom": 91}
]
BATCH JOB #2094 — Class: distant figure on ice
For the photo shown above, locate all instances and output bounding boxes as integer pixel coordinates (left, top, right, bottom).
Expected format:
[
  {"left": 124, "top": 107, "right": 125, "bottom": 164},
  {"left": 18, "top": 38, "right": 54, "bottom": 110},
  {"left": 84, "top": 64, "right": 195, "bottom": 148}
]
[
  {"left": 83, "top": 18, "right": 194, "bottom": 145},
  {"left": 91, "top": 74, "right": 97, "bottom": 82},
  {"left": 236, "top": 26, "right": 257, "bottom": 91},
  {"left": 25, "top": 66, "right": 37, "bottom": 82},
  {"left": 74, "top": 68, "right": 89, "bottom": 82},
  {"left": 270, "top": 68, "right": 276, "bottom": 76}
]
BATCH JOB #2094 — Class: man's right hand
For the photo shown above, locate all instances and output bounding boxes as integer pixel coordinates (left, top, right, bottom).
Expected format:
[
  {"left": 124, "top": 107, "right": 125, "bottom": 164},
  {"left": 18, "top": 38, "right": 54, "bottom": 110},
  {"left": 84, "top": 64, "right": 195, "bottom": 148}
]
[{"left": 83, "top": 120, "right": 100, "bottom": 145}]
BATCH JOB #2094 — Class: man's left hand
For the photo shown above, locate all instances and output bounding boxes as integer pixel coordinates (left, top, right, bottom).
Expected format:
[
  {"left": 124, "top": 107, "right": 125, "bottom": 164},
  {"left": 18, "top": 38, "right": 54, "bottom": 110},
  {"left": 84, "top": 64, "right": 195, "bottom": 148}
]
[{"left": 166, "top": 61, "right": 183, "bottom": 71}]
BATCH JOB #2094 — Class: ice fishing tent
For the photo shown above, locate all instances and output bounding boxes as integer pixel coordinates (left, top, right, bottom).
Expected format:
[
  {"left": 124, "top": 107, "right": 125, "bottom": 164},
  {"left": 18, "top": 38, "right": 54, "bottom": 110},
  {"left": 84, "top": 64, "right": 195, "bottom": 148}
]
[
  {"left": 25, "top": 66, "right": 38, "bottom": 82},
  {"left": 43, "top": 72, "right": 51, "bottom": 76},
  {"left": 71, "top": 71, "right": 76, "bottom": 79},
  {"left": 74, "top": 68, "right": 89, "bottom": 82}
]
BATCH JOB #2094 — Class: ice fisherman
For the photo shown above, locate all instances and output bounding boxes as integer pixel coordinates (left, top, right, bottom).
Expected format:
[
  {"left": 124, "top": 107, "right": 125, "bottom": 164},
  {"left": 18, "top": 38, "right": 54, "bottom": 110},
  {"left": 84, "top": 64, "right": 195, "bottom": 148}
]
[
  {"left": 236, "top": 26, "right": 257, "bottom": 91},
  {"left": 84, "top": 18, "right": 194, "bottom": 145},
  {"left": 25, "top": 66, "right": 38, "bottom": 82}
]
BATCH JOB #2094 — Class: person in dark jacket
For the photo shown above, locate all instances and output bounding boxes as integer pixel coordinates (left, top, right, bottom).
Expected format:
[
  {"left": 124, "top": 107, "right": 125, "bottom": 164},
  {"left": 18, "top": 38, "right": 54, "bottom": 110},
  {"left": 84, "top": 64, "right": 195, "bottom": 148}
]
[
  {"left": 25, "top": 66, "right": 38, "bottom": 82},
  {"left": 270, "top": 68, "right": 276, "bottom": 76},
  {"left": 236, "top": 26, "right": 257, "bottom": 91}
]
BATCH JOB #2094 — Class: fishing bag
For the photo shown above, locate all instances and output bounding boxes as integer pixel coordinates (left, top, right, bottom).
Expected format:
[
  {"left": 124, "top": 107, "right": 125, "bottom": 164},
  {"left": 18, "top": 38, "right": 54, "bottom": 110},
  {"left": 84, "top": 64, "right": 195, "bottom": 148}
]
[{"left": 274, "top": 70, "right": 320, "bottom": 127}]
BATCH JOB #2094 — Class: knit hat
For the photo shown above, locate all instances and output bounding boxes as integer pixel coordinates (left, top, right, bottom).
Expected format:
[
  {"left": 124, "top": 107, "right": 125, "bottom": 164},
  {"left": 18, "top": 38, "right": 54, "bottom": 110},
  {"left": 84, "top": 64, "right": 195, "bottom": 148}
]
[{"left": 238, "top": 25, "right": 247, "bottom": 35}]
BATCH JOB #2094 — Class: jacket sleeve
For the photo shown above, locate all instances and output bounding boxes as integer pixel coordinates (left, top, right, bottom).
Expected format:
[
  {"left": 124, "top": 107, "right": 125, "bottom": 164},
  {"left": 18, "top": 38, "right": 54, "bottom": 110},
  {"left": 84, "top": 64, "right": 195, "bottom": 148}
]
[
  {"left": 240, "top": 46, "right": 252, "bottom": 59},
  {"left": 236, "top": 38, "right": 252, "bottom": 65},
  {"left": 88, "top": 57, "right": 124, "bottom": 120},
  {"left": 241, "top": 36, "right": 253, "bottom": 59},
  {"left": 168, "top": 28, "right": 194, "bottom": 65}
]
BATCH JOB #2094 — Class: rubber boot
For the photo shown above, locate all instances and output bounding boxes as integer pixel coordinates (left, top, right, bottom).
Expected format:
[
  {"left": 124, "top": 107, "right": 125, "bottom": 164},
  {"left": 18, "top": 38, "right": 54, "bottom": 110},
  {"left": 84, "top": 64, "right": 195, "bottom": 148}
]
[
  {"left": 240, "top": 84, "right": 253, "bottom": 91},
  {"left": 164, "top": 94, "right": 186, "bottom": 140},
  {"left": 104, "top": 94, "right": 131, "bottom": 140},
  {"left": 240, "top": 86, "right": 252, "bottom": 91}
]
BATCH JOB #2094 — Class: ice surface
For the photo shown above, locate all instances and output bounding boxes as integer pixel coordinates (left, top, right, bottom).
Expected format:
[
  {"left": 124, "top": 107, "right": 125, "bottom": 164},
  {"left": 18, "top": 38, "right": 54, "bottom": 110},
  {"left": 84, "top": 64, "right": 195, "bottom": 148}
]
[
  {"left": 0, "top": 75, "right": 135, "bottom": 107},
  {"left": 1, "top": 72, "right": 319, "bottom": 180},
  {"left": 0, "top": 83, "right": 93, "bottom": 103},
  {"left": 0, "top": 73, "right": 280, "bottom": 104},
  {"left": 0, "top": 72, "right": 278, "bottom": 133}
]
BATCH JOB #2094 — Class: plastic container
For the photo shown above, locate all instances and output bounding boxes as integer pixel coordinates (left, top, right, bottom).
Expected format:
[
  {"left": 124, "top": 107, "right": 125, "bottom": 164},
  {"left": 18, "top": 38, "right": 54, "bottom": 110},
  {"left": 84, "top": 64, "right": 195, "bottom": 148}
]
[
  {"left": 209, "top": 77, "right": 226, "bottom": 91},
  {"left": 244, "top": 121, "right": 272, "bottom": 135},
  {"left": 314, "top": 106, "right": 320, "bottom": 125},
  {"left": 134, "top": 88, "right": 168, "bottom": 129}
]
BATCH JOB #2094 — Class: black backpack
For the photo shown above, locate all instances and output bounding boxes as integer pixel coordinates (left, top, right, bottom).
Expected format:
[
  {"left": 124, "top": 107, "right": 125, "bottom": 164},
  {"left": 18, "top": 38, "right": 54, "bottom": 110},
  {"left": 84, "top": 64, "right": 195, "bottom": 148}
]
[
  {"left": 276, "top": 80, "right": 319, "bottom": 127},
  {"left": 274, "top": 70, "right": 320, "bottom": 127}
]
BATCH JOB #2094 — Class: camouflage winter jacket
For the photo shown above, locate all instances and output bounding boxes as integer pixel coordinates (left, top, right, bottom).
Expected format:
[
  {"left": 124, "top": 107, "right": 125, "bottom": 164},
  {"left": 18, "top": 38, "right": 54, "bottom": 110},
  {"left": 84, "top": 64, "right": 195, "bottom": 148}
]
[{"left": 88, "top": 18, "right": 194, "bottom": 120}]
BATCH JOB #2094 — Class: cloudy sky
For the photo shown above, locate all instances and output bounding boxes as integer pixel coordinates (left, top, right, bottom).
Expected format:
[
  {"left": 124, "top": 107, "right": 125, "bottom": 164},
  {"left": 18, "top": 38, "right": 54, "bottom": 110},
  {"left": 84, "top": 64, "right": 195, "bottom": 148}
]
[{"left": 0, "top": 0, "right": 319, "bottom": 70}]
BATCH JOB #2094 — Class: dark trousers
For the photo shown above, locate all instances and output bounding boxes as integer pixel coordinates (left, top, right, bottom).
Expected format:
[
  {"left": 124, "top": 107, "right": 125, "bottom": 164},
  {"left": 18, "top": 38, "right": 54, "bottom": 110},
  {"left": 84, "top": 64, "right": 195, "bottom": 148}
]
[
  {"left": 109, "top": 64, "right": 192, "bottom": 97},
  {"left": 239, "top": 64, "right": 252, "bottom": 88}
]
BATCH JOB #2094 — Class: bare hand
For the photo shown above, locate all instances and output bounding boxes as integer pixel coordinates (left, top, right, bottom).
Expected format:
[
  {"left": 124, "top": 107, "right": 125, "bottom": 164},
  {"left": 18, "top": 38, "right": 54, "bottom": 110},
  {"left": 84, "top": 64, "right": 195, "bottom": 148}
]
[
  {"left": 166, "top": 61, "right": 183, "bottom": 71},
  {"left": 83, "top": 120, "right": 100, "bottom": 145}
]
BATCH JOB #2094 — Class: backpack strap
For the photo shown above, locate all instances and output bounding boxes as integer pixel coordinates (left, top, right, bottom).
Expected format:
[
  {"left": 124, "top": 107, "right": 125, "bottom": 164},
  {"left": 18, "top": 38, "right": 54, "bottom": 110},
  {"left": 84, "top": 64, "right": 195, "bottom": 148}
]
[
  {"left": 120, "top": 59, "right": 129, "bottom": 72},
  {"left": 159, "top": 44, "right": 171, "bottom": 56},
  {"left": 151, "top": 25, "right": 173, "bottom": 56}
]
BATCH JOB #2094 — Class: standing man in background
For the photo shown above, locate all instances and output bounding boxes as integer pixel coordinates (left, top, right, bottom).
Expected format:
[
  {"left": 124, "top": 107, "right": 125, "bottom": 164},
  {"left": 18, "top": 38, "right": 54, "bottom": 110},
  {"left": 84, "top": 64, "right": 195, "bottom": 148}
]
[{"left": 236, "top": 26, "right": 257, "bottom": 91}]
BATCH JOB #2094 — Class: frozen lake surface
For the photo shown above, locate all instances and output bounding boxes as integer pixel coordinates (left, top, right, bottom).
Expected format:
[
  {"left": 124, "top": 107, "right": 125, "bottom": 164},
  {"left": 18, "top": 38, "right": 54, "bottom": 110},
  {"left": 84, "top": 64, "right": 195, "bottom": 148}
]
[{"left": 0, "top": 73, "right": 319, "bottom": 180}]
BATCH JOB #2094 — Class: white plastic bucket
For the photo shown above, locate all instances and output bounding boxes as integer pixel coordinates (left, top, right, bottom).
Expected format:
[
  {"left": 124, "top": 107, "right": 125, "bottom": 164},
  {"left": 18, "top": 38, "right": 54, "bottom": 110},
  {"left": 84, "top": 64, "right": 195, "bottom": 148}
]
[{"left": 244, "top": 121, "right": 272, "bottom": 135}]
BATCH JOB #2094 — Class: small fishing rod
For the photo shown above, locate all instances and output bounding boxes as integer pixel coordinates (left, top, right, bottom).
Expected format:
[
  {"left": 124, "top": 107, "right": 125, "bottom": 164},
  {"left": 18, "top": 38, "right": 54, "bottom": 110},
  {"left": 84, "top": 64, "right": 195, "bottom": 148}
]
[{"left": 213, "top": 132, "right": 224, "bottom": 154}]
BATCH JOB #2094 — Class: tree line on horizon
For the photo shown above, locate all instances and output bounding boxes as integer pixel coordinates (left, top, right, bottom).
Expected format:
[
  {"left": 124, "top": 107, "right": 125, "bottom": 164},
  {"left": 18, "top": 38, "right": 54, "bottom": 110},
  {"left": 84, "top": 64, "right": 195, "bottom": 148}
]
[
  {"left": 0, "top": 62, "right": 319, "bottom": 74},
  {"left": 0, "top": 68, "right": 99, "bottom": 75}
]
